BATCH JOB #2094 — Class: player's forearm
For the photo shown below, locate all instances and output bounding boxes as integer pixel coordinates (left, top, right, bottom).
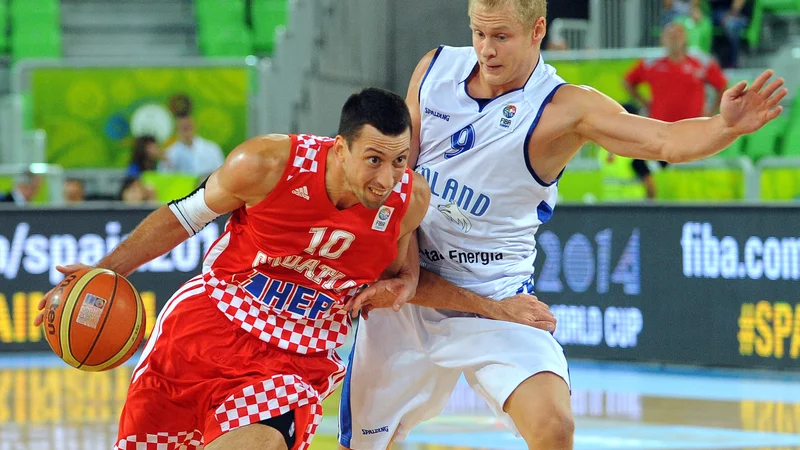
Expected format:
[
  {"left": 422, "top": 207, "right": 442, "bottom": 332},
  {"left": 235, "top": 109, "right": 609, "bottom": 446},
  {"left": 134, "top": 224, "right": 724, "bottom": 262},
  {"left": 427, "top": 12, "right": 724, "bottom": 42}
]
[
  {"left": 97, "top": 206, "right": 191, "bottom": 276},
  {"left": 660, "top": 115, "right": 737, "bottom": 163},
  {"left": 410, "top": 268, "right": 497, "bottom": 317},
  {"left": 399, "top": 233, "right": 421, "bottom": 285},
  {"left": 381, "top": 232, "right": 420, "bottom": 282}
]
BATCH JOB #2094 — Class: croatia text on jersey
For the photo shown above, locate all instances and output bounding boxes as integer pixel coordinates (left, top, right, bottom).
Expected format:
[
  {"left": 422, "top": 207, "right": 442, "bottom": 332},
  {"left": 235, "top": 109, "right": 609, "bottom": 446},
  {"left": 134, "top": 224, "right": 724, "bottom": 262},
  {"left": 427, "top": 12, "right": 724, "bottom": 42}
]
[
  {"left": 242, "top": 250, "right": 360, "bottom": 320},
  {"left": 243, "top": 271, "right": 338, "bottom": 320}
]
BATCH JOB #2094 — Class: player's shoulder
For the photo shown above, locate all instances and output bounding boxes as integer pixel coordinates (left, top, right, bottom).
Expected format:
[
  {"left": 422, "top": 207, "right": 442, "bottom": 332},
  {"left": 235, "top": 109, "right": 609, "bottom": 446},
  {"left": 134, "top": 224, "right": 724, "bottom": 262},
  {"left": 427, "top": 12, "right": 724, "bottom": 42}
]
[
  {"left": 410, "top": 171, "right": 431, "bottom": 205},
  {"left": 412, "top": 45, "right": 472, "bottom": 82},
  {"left": 409, "top": 46, "right": 443, "bottom": 85},
  {"left": 224, "top": 134, "right": 292, "bottom": 179},
  {"left": 416, "top": 45, "right": 468, "bottom": 64},
  {"left": 417, "top": 46, "right": 442, "bottom": 67},
  {"left": 399, "top": 171, "right": 431, "bottom": 230},
  {"left": 549, "top": 84, "right": 596, "bottom": 105},
  {"left": 543, "top": 84, "right": 623, "bottom": 127}
]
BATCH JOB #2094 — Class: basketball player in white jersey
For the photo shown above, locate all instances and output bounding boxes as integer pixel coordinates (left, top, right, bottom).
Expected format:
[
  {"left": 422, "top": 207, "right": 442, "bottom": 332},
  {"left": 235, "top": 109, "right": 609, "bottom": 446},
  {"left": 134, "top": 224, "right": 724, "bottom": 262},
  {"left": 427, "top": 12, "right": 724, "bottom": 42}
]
[{"left": 339, "top": 1, "right": 787, "bottom": 449}]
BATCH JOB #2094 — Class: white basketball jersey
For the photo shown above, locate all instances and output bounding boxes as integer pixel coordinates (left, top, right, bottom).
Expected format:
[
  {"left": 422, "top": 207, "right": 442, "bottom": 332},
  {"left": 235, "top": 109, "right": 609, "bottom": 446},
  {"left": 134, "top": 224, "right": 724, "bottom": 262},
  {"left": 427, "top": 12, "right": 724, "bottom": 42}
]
[{"left": 416, "top": 45, "right": 567, "bottom": 303}]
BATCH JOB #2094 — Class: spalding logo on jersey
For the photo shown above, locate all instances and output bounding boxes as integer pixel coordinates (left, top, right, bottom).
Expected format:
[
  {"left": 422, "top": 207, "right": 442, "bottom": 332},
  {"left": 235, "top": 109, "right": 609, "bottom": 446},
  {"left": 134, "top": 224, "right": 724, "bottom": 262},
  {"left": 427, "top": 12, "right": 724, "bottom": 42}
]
[
  {"left": 445, "top": 125, "right": 476, "bottom": 159},
  {"left": 437, "top": 202, "right": 472, "bottom": 233}
]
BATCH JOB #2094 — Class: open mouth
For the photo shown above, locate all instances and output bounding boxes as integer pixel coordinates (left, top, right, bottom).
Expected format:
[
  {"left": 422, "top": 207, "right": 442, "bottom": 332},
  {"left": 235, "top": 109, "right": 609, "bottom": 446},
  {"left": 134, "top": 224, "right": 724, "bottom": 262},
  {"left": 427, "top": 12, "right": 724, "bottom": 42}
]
[{"left": 368, "top": 187, "right": 389, "bottom": 198}]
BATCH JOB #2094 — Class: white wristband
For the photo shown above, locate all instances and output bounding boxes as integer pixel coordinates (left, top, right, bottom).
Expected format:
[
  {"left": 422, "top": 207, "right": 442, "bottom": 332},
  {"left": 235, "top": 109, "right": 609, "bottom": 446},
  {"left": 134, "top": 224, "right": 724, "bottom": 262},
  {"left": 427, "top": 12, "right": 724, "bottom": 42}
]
[{"left": 168, "top": 187, "right": 220, "bottom": 236}]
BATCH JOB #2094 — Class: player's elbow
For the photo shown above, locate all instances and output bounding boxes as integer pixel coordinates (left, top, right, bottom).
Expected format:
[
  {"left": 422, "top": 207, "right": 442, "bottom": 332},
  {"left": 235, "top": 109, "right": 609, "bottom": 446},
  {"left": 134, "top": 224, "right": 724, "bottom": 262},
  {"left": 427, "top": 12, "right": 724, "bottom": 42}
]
[
  {"left": 661, "top": 143, "right": 697, "bottom": 164},
  {"left": 661, "top": 147, "right": 686, "bottom": 164},
  {"left": 658, "top": 126, "right": 688, "bottom": 164}
]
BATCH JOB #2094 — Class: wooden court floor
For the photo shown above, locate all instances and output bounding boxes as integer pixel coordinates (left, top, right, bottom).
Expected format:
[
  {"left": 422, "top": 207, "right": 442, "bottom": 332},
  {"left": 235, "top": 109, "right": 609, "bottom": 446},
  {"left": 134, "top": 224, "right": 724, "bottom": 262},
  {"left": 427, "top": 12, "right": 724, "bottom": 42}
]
[{"left": 0, "top": 354, "right": 798, "bottom": 450}]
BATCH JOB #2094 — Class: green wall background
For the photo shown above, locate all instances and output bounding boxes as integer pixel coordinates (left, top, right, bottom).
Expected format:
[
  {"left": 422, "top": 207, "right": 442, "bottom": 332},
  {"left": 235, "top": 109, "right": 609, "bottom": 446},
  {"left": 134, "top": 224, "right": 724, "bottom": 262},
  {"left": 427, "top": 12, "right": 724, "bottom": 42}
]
[{"left": 31, "top": 67, "right": 250, "bottom": 169}]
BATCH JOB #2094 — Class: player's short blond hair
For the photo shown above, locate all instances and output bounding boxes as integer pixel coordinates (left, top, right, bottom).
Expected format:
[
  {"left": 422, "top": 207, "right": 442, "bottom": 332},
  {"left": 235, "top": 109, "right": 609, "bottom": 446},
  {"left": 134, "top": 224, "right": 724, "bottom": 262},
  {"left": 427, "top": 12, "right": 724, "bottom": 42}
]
[{"left": 468, "top": 0, "right": 547, "bottom": 29}]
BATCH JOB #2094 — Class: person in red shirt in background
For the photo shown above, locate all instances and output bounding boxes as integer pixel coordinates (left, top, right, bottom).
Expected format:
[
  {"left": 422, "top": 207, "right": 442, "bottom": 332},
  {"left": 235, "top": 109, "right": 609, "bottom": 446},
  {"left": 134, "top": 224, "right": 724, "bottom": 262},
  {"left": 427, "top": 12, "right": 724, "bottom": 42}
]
[{"left": 624, "top": 22, "right": 728, "bottom": 198}]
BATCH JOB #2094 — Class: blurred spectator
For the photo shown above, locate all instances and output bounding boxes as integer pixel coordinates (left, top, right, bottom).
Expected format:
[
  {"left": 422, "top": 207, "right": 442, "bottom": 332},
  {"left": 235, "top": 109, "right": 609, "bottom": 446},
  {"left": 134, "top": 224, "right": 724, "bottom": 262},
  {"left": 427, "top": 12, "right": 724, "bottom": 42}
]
[
  {"left": 545, "top": 20, "right": 570, "bottom": 51},
  {"left": 0, "top": 171, "right": 41, "bottom": 206},
  {"left": 63, "top": 178, "right": 86, "bottom": 204},
  {"left": 542, "top": 0, "right": 588, "bottom": 49},
  {"left": 162, "top": 94, "right": 225, "bottom": 178},
  {"left": 127, "top": 135, "right": 162, "bottom": 177},
  {"left": 119, "top": 177, "right": 157, "bottom": 205},
  {"left": 663, "top": 0, "right": 713, "bottom": 54},
  {"left": 661, "top": 0, "right": 703, "bottom": 26},
  {"left": 545, "top": 35, "right": 569, "bottom": 51},
  {"left": 624, "top": 22, "right": 728, "bottom": 199},
  {"left": 709, "top": 0, "right": 752, "bottom": 68}
]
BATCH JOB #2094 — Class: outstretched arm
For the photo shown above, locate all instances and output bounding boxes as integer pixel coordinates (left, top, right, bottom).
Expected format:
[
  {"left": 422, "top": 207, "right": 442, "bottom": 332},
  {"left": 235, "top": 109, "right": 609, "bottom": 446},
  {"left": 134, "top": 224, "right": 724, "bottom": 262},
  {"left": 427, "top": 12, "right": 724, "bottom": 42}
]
[
  {"left": 575, "top": 69, "right": 786, "bottom": 163},
  {"left": 34, "top": 135, "right": 290, "bottom": 326}
]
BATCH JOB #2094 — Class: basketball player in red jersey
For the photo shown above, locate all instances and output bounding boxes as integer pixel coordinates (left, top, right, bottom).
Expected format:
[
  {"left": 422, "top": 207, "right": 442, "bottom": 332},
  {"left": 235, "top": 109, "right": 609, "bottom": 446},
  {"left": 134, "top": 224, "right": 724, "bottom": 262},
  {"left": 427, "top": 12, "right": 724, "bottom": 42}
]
[{"left": 33, "top": 88, "right": 430, "bottom": 450}]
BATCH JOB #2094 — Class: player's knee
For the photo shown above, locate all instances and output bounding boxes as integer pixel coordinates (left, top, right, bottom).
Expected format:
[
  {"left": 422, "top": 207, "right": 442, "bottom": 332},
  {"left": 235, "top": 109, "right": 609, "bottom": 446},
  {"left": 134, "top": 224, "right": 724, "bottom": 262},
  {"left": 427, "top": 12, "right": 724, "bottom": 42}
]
[
  {"left": 547, "top": 409, "right": 575, "bottom": 446},
  {"left": 538, "top": 409, "right": 574, "bottom": 448},
  {"left": 520, "top": 407, "right": 574, "bottom": 449}
]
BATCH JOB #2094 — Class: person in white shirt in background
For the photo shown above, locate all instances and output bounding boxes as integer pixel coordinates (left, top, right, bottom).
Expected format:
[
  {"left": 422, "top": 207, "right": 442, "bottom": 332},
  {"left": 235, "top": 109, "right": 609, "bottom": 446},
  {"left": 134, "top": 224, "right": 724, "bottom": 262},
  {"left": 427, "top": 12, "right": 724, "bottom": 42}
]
[{"left": 162, "top": 109, "right": 225, "bottom": 178}]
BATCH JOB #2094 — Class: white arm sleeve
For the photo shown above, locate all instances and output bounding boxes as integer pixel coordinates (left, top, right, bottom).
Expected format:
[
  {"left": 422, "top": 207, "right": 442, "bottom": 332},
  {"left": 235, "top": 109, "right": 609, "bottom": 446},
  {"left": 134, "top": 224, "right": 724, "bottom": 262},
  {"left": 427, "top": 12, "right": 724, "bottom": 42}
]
[{"left": 168, "top": 185, "right": 220, "bottom": 237}]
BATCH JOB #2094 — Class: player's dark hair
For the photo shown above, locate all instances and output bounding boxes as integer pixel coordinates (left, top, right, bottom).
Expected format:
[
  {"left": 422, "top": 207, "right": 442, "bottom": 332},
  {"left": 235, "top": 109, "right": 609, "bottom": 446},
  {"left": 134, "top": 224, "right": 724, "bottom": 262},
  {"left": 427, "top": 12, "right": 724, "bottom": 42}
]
[{"left": 337, "top": 87, "right": 412, "bottom": 147}]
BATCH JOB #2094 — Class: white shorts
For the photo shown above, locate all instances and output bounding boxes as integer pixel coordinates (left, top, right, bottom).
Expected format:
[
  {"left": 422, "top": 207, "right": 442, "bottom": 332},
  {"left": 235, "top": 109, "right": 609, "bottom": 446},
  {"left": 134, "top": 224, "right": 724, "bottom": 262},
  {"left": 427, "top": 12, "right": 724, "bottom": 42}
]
[{"left": 338, "top": 304, "right": 570, "bottom": 449}]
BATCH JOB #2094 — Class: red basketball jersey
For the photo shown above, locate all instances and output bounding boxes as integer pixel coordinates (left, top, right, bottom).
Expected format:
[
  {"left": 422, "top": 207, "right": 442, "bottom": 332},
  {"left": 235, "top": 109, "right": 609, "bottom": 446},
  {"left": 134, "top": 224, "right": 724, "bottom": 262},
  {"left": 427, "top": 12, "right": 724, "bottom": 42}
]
[{"left": 202, "top": 134, "right": 414, "bottom": 354}]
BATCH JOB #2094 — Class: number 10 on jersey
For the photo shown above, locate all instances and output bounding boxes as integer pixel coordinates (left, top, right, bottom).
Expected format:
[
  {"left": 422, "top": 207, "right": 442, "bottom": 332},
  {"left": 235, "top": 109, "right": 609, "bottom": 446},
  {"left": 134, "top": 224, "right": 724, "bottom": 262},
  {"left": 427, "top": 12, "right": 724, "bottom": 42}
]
[{"left": 304, "top": 227, "right": 355, "bottom": 259}]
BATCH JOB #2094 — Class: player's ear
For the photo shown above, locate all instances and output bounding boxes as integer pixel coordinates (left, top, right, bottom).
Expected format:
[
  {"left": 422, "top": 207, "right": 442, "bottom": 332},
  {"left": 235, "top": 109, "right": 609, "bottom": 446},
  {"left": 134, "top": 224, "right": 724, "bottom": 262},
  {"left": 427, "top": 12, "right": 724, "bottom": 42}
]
[
  {"left": 332, "top": 135, "right": 349, "bottom": 162},
  {"left": 533, "top": 17, "right": 547, "bottom": 44}
]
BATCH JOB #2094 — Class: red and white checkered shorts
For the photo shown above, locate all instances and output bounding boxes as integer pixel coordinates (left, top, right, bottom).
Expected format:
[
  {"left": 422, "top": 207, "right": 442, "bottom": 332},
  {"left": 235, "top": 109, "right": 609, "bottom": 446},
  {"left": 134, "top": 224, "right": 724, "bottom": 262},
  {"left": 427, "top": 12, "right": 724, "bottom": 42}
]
[{"left": 115, "top": 276, "right": 346, "bottom": 450}]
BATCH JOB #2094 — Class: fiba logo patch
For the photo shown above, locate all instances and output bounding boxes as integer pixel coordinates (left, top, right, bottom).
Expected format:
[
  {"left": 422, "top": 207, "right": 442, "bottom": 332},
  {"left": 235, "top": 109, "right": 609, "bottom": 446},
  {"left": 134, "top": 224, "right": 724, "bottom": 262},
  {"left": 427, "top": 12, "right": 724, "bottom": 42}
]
[
  {"left": 371, "top": 206, "right": 395, "bottom": 232},
  {"left": 446, "top": 125, "right": 476, "bottom": 159},
  {"left": 500, "top": 104, "right": 517, "bottom": 129}
]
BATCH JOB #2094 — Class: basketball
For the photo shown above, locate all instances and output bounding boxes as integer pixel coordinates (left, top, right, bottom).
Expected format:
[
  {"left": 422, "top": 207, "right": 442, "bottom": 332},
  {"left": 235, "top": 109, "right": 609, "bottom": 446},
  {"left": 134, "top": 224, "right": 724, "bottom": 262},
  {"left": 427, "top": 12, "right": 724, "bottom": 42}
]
[{"left": 41, "top": 268, "right": 146, "bottom": 372}]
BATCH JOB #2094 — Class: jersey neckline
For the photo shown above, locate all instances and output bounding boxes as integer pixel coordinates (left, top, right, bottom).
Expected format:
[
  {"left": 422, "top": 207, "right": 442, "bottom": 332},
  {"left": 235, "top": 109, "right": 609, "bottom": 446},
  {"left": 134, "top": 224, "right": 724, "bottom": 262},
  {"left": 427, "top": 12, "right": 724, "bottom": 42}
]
[{"left": 459, "top": 55, "right": 541, "bottom": 113}]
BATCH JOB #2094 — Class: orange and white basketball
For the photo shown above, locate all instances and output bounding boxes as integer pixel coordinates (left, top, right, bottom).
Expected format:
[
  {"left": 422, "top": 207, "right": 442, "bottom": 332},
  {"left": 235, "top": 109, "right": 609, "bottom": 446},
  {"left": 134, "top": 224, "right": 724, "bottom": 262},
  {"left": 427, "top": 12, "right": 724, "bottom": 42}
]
[{"left": 41, "top": 268, "right": 146, "bottom": 372}]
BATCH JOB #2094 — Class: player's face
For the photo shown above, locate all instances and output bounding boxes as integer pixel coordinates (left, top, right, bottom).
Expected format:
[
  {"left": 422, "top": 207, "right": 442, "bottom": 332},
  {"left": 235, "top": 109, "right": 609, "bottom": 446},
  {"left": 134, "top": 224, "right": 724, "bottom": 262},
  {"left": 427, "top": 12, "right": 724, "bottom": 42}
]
[
  {"left": 341, "top": 125, "right": 410, "bottom": 209},
  {"left": 469, "top": 2, "right": 543, "bottom": 89}
]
